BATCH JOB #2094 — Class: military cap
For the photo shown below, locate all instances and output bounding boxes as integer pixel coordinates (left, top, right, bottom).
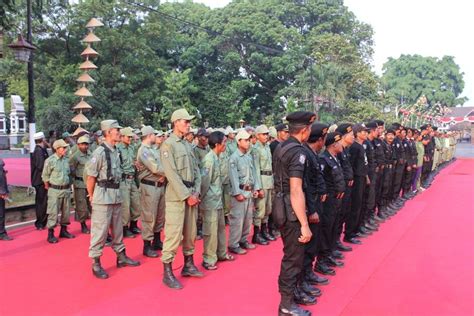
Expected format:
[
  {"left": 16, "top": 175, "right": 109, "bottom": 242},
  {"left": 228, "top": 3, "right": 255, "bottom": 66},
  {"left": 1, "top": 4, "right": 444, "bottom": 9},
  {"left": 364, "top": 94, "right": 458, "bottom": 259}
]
[
  {"left": 353, "top": 123, "right": 369, "bottom": 134},
  {"left": 385, "top": 129, "right": 396, "bottom": 135},
  {"left": 236, "top": 129, "right": 251, "bottom": 141},
  {"left": 141, "top": 125, "right": 155, "bottom": 137},
  {"left": 77, "top": 135, "right": 90, "bottom": 144},
  {"left": 225, "top": 126, "right": 235, "bottom": 135},
  {"left": 72, "top": 127, "right": 88, "bottom": 137},
  {"left": 366, "top": 121, "right": 378, "bottom": 129},
  {"left": 391, "top": 122, "right": 402, "bottom": 130},
  {"left": 133, "top": 128, "right": 142, "bottom": 135},
  {"left": 335, "top": 123, "right": 353, "bottom": 135},
  {"left": 432, "top": 126, "right": 438, "bottom": 131},
  {"left": 155, "top": 130, "right": 164, "bottom": 137},
  {"left": 33, "top": 132, "right": 45, "bottom": 140},
  {"left": 53, "top": 139, "right": 69, "bottom": 150},
  {"left": 420, "top": 124, "right": 429, "bottom": 131},
  {"left": 120, "top": 127, "right": 135, "bottom": 137},
  {"left": 196, "top": 128, "right": 210, "bottom": 137},
  {"left": 255, "top": 124, "right": 270, "bottom": 134},
  {"left": 101, "top": 119, "right": 122, "bottom": 131},
  {"left": 325, "top": 132, "right": 342, "bottom": 147},
  {"left": 269, "top": 126, "right": 277, "bottom": 138},
  {"left": 62, "top": 132, "right": 71, "bottom": 138},
  {"left": 310, "top": 123, "right": 329, "bottom": 139},
  {"left": 374, "top": 119, "right": 385, "bottom": 126},
  {"left": 171, "top": 108, "right": 195, "bottom": 122},
  {"left": 286, "top": 111, "right": 316, "bottom": 126},
  {"left": 275, "top": 123, "right": 289, "bottom": 132}
]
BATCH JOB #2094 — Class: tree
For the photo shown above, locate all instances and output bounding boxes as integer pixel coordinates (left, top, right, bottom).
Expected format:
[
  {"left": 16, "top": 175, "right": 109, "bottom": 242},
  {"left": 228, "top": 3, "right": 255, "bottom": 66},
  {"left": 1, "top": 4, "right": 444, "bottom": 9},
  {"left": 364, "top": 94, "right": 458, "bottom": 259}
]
[{"left": 381, "top": 54, "right": 467, "bottom": 108}]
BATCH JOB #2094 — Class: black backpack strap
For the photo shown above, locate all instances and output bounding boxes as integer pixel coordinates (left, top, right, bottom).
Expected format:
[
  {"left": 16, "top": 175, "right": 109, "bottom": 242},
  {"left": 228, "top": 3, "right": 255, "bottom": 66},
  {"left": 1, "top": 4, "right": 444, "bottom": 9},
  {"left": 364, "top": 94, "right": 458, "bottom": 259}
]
[{"left": 100, "top": 143, "right": 113, "bottom": 181}]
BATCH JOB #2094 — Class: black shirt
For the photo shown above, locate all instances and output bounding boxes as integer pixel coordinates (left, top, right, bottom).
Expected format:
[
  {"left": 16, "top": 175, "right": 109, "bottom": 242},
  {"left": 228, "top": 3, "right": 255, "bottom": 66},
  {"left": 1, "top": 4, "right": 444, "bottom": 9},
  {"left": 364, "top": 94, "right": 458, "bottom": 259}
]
[
  {"left": 303, "top": 144, "right": 326, "bottom": 215},
  {"left": 31, "top": 145, "right": 49, "bottom": 186},
  {"left": 320, "top": 150, "right": 346, "bottom": 194},
  {"left": 273, "top": 136, "right": 306, "bottom": 194},
  {"left": 363, "top": 139, "right": 376, "bottom": 174},
  {"left": 349, "top": 141, "right": 368, "bottom": 177},
  {"left": 337, "top": 147, "right": 354, "bottom": 181},
  {"left": 373, "top": 138, "right": 385, "bottom": 167},
  {"left": 270, "top": 140, "right": 280, "bottom": 156}
]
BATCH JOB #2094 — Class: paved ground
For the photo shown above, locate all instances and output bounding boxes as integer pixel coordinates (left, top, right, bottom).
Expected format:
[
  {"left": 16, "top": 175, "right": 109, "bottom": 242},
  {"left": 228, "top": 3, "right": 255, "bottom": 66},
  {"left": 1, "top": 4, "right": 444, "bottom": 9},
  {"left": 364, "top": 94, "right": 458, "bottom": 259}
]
[{"left": 455, "top": 142, "right": 474, "bottom": 158}]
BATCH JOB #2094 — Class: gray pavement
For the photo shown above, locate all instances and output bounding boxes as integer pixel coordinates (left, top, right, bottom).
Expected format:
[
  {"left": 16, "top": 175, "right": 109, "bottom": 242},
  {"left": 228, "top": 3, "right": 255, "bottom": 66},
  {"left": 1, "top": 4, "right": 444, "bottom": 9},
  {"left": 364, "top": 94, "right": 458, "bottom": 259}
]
[
  {"left": 0, "top": 150, "right": 29, "bottom": 159},
  {"left": 455, "top": 142, "right": 474, "bottom": 158}
]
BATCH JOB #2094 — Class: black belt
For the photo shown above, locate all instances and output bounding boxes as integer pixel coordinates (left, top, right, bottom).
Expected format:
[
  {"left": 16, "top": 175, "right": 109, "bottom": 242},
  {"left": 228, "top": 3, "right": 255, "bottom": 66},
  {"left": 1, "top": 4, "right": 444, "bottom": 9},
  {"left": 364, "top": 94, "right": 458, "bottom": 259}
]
[
  {"left": 141, "top": 179, "right": 165, "bottom": 187},
  {"left": 260, "top": 171, "right": 272, "bottom": 176},
  {"left": 97, "top": 181, "right": 120, "bottom": 189},
  {"left": 183, "top": 180, "right": 194, "bottom": 188},
  {"left": 122, "top": 174, "right": 135, "bottom": 180},
  {"left": 239, "top": 184, "right": 253, "bottom": 191},
  {"left": 75, "top": 176, "right": 83, "bottom": 181},
  {"left": 49, "top": 183, "right": 70, "bottom": 190}
]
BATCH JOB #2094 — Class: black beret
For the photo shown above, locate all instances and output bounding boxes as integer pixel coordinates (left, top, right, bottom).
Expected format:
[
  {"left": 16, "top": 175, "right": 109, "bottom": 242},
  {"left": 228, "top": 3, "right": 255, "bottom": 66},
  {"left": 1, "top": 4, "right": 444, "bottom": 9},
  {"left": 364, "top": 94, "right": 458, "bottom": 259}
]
[
  {"left": 309, "top": 123, "right": 329, "bottom": 139},
  {"left": 335, "top": 123, "right": 353, "bottom": 135},
  {"left": 275, "top": 123, "right": 289, "bottom": 132},
  {"left": 385, "top": 129, "right": 396, "bottom": 135},
  {"left": 366, "top": 121, "right": 378, "bottom": 129},
  {"left": 420, "top": 124, "right": 428, "bottom": 131},
  {"left": 353, "top": 124, "right": 369, "bottom": 134},
  {"left": 432, "top": 126, "right": 438, "bottom": 131},
  {"left": 196, "top": 128, "right": 210, "bottom": 137},
  {"left": 325, "top": 132, "right": 342, "bottom": 146},
  {"left": 422, "top": 135, "right": 430, "bottom": 140},
  {"left": 375, "top": 119, "right": 385, "bottom": 126},
  {"left": 391, "top": 123, "right": 402, "bottom": 130},
  {"left": 286, "top": 111, "right": 316, "bottom": 126}
]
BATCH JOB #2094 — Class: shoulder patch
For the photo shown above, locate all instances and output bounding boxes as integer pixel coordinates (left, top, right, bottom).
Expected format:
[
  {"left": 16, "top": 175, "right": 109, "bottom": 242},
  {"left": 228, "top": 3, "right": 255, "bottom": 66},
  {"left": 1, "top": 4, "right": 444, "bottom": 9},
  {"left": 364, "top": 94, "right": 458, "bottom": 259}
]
[
  {"left": 299, "top": 154, "right": 306, "bottom": 164},
  {"left": 142, "top": 151, "right": 148, "bottom": 159},
  {"left": 202, "top": 168, "right": 209, "bottom": 176},
  {"left": 90, "top": 157, "right": 97, "bottom": 164},
  {"left": 363, "top": 144, "right": 367, "bottom": 149},
  {"left": 163, "top": 151, "right": 169, "bottom": 158}
]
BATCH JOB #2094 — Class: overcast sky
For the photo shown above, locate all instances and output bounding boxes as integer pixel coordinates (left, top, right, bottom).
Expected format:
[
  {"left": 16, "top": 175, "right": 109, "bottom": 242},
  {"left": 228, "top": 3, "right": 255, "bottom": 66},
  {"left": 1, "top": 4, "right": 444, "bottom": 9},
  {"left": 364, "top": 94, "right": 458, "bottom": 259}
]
[{"left": 173, "top": 0, "right": 473, "bottom": 106}]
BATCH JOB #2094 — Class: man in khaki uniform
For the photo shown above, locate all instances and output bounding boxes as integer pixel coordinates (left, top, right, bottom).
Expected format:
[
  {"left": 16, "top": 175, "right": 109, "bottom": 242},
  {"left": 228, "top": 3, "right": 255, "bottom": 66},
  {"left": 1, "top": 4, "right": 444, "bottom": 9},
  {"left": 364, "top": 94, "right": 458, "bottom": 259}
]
[
  {"left": 86, "top": 120, "right": 140, "bottom": 279},
  {"left": 136, "top": 126, "right": 167, "bottom": 258},
  {"left": 220, "top": 129, "right": 232, "bottom": 225},
  {"left": 193, "top": 128, "right": 210, "bottom": 240},
  {"left": 252, "top": 124, "right": 275, "bottom": 244},
  {"left": 117, "top": 127, "right": 141, "bottom": 238},
  {"left": 228, "top": 129, "right": 261, "bottom": 255},
  {"left": 225, "top": 126, "right": 237, "bottom": 156},
  {"left": 69, "top": 135, "right": 92, "bottom": 234},
  {"left": 160, "top": 109, "right": 202, "bottom": 290},
  {"left": 42, "top": 139, "right": 75, "bottom": 243},
  {"left": 200, "top": 131, "right": 235, "bottom": 270}
]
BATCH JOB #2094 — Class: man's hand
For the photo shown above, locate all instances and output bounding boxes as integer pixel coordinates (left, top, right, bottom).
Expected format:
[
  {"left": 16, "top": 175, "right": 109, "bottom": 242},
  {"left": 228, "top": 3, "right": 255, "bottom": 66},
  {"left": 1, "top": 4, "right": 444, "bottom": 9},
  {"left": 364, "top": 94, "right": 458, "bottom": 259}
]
[
  {"left": 44, "top": 182, "right": 49, "bottom": 190},
  {"left": 0, "top": 194, "right": 8, "bottom": 200},
  {"left": 158, "top": 176, "right": 166, "bottom": 183},
  {"left": 348, "top": 180, "right": 354, "bottom": 187},
  {"left": 134, "top": 161, "right": 145, "bottom": 172},
  {"left": 308, "top": 213, "right": 320, "bottom": 224},
  {"left": 366, "top": 176, "right": 371, "bottom": 185},
  {"left": 320, "top": 194, "right": 327, "bottom": 202},
  {"left": 234, "top": 194, "right": 245, "bottom": 202},
  {"left": 298, "top": 224, "right": 312, "bottom": 243},
  {"left": 252, "top": 191, "right": 259, "bottom": 198},
  {"left": 406, "top": 166, "right": 412, "bottom": 172},
  {"left": 258, "top": 190, "right": 265, "bottom": 198},
  {"left": 187, "top": 195, "right": 200, "bottom": 206}
]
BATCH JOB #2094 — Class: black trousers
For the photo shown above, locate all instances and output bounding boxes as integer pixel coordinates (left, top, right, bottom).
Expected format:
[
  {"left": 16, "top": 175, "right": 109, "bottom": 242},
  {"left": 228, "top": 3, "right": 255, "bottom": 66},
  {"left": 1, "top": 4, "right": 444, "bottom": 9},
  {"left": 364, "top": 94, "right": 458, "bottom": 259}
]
[
  {"left": 34, "top": 185, "right": 48, "bottom": 228},
  {"left": 278, "top": 220, "right": 305, "bottom": 307},
  {"left": 421, "top": 160, "right": 433, "bottom": 184},
  {"left": 345, "top": 175, "right": 366, "bottom": 239},
  {"left": 303, "top": 220, "right": 320, "bottom": 271},
  {"left": 360, "top": 171, "right": 377, "bottom": 225},
  {"left": 381, "top": 166, "right": 394, "bottom": 208},
  {"left": 0, "top": 198, "right": 6, "bottom": 235},
  {"left": 336, "top": 182, "right": 352, "bottom": 240},
  {"left": 402, "top": 166, "right": 414, "bottom": 195},
  {"left": 375, "top": 166, "right": 384, "bottom": 209},
  {"left": 391, "top": 163, "right": 405, "bottom": 200},
  {"left": 317, "top": 195, "right": 341, "bottom": 259}
]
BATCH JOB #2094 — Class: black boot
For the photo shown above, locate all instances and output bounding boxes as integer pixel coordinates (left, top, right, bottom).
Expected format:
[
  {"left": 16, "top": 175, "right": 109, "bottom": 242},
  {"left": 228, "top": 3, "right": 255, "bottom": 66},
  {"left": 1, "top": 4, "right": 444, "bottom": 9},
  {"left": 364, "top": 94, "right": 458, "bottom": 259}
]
[
  {"left": 152, "top": 232, "right": 163, "bottom": 250},
  {"left": 129, "top": 220, "right": 141, "bottom": 234},
  {"left": 92, "top": 258, "right": 108, "bottom": 279},
  {"left": 47, "top": 228, "right": 58, "bottom": 244},
  {"left": 304, "top": 268, "right": 329, "bottom": 285},
  {"left": 331, "top": 249, "right": 344, "bottom": 260},
  {"left": 123, "top": 226, "right": 136, "bottom": 238},
  {"left": 326, "top": 255, "right": 344, "bottom": 268},
  {"left": 59, "top": 225, "right": 75, "bottom": 239},
  {"left": 143, "top": 240, "right": 159, "bottom": 258},
  {"left": 81, "top": 222, "right": 90, "bottom": 234},
  {"left": 261, "top": 223, "right": 276, "bottom": 241},
  {"left": 181, "top": 255, "right": 204, "bottom": 277},
  {"left": 314, "top": 260, "right": 336, "bottom": 276},
  {"left": 299, "top": 279, "right": 322, "bottom": 297},
  {"left": 252, "top": 226, "right": 269, "bottom": 245},
  {"left": 117, "top": 250, "right": 140, "bottom": 268},
  {"left": 294, "top": 286, "right": 317, "bottom": 306},
  {"left": 163, "top": 262, "right": 183, "bottom": 289},
  {"left": 278, "top": 302, "right": 311, "bottom": 316},
  {"left": 336, "top": 240, "right": 352, "bottom": 252}
]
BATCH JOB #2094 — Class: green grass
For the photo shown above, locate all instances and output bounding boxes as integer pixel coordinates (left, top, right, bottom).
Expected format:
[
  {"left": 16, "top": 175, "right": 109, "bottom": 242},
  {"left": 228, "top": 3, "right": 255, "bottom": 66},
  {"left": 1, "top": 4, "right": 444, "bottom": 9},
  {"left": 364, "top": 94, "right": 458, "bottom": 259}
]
[{"left": 5, "top": 186, "right": 35, "bottom": 208}]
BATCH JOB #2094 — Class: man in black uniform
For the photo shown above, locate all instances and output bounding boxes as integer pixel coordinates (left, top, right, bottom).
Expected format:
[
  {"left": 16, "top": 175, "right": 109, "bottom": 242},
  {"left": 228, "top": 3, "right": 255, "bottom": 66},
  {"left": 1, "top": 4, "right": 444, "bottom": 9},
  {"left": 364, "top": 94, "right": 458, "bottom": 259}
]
[
  {"left": 403, "top": 128, "right": 418, "bottom": 198},
  {"left": 379, "top": 129, "right": 397, "bottom": 218},
  {"left": 334, "top": 124, "right": 355, "bottom": 250},
  {"left": 273, "top": 111, "right": 315, "bottom": 316},
  {"left": 373, "top": 120, "right": 386, "bottom": 218},
  {"left": 314, "top": 132, "right": 346, "bottom": 276},
  {"left": 345, "top": 124, "right": 370, "bottom": 242},
  {"left": 300, "top": 123, "right": 330, "bottom": 291},
  {"left": 270, "top": 123, "right": 289, "bottom": 155},
  {"left": 389, "top": 123, "right": 407, "bottom": 210},
  {"left": 31, "top": 132, "right": 50, "bottom": 230}
]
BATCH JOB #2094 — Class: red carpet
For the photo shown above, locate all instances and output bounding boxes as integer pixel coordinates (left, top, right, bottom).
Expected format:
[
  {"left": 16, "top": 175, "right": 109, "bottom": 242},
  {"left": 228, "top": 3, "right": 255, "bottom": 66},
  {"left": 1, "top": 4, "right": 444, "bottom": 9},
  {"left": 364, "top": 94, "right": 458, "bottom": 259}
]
[{"left": 1, "top": 159, "right": 473, "bottom": 316}]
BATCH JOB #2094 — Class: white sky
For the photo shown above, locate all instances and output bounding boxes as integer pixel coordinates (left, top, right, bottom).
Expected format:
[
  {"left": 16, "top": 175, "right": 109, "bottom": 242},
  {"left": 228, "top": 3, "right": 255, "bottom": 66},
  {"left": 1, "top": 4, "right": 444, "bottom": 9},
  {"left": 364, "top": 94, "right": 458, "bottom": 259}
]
[{"left": 173, "top": 0, "right": 473, "bottom": 106}]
